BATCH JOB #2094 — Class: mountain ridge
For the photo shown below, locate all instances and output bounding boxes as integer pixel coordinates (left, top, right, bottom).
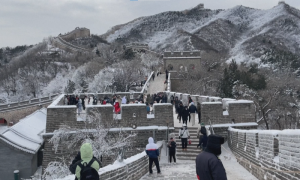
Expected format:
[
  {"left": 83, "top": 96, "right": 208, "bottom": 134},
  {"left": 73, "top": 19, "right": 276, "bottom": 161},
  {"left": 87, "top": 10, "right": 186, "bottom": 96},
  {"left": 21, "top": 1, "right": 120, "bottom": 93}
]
[{"left": 101, "top": 2, "right": 300, "bottom": 65}]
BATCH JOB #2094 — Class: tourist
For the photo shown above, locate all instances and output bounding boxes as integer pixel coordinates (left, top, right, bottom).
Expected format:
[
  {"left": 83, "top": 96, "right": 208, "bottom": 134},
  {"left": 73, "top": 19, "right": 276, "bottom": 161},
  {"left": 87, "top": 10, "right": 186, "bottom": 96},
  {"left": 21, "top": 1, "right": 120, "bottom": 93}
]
[
  {"left": 166, "top": 69, "right": 169, "bottom": 79},
  {"left": 168, "top": 137, "right": 176, "bottom": 164},
  {"left": 146, "top": 103, "right": 150, "bottom": 114},
  {"left": 77, "top": 98, "right": 82, "bottom": 115},
  {"left": 81, "top": 96, "right": 86, "bottom": 110},
  {"left": 121, "top": 96, "right": 127, "bottom": 104},
  {"left": 188, "top": 96, "right": 193, "bottom": 104},
  {"left": 177, "top": 102, "right": 184, "bottom": 123},
  {"left": 152, "top": 73, "right": 155, "bottom": 81},
  {"left": 74, "top": 143, "right": 101, "bottom": 180},
  {"left": 88, "top": 95, "right": 91, "bottom": 105},
  {"left": 170, "top": 95, "right": 174, "bottom": 105},
  {"left": 174, "top": 96, "right": 180, "bottom": 114},
  {"left": 189, "top": 102, "right": 197, "bottom": 126},
  {"left": 92, "top": 97, "right": 98, "bottom": 105},
  {"left": 114, "top": 100, "right": 120, "bottom": 114},
  {"left": 179, "top": 124, "right": 190, "bottom": 151},
  {"left": 197, "top": 123, "right": 207, "bottom": 149},
  {"left": 69, "top": 151, "right": 102, "bottom": 180},
  {"left": 64, "top": 95, "right": 68, "bottom": 105},
  {"left": 181, "top": 104, "right": 190, "bottom": 125},
  {"left": 145, "top": 137, "right": 161, "bottom": 175},
  {"left": 196, "top": 135, "right": 227, "bottom": 180},
  {"left": 197, "top": 102, "right": 201, "bottom": 124}
]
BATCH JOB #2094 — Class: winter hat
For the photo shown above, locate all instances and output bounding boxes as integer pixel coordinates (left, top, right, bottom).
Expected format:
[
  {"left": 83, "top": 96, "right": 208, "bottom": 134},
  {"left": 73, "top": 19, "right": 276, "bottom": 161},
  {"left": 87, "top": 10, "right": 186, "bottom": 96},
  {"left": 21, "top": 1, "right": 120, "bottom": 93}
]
[
  {"left": 191, "top": 102, "right": 194, "bottom": 105},
  {"left": 205, "top": 134, "right": 225, "bottom": 156},
  {"left": 183, "top": 123, "right": 187, "bottom": 127},
  {"left": 201, "top": 123, "right": 205, "bottom": 126}
]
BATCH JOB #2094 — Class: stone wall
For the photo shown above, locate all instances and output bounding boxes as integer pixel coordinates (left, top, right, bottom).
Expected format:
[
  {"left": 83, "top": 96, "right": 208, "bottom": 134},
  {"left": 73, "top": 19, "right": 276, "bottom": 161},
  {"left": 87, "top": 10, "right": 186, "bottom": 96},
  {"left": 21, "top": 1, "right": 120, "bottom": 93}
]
[
  {"left": 0, "top": 140, "right": 37, "bottom": 180},
  {"left": 163, "top": 51, "right": 201, "bottom": 71},
  {"left": 59, "top": 27, "right": 90, "bottom": 41},
  {"left": 99, "top": 142, "right": 163, "bottom": 180},
  {"left": 164, "top": 91, "right": 256, "bottom": 125},
  {"left": 228, "top": 128, "right": 300, "bottom": 180},
  {"left": 43, "top": 95, "right": 173, "bottom": 168}
]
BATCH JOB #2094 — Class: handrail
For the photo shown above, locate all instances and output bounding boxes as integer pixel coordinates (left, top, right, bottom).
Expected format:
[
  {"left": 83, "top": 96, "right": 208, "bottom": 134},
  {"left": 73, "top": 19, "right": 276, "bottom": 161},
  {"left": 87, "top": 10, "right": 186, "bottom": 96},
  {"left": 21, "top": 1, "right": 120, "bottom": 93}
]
[{"left": 141, "top": 71, "right": 154, "bottom": 94}]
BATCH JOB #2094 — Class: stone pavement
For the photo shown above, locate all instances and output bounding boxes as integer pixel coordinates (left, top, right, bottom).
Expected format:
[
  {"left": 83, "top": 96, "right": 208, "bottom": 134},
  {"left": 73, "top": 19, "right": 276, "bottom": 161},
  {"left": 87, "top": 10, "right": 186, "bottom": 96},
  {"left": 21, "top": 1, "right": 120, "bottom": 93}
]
[
  {"left": 140, "top": 106, "right": 258, "bottom": 180},
  {"left": 147, "top": 73, "right": 166, "bottom": 95}
]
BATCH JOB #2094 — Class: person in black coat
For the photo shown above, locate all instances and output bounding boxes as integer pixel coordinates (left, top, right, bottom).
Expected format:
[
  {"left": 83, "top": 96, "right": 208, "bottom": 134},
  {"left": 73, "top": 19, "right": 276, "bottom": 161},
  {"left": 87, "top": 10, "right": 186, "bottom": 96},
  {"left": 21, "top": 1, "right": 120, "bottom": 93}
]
[
  {"left": 174, "top": 97, "right": 180, "bottom": 113},
  {"left": 195, "top": 135, "right": 227, "bottom": 180},
  {"left": 177, "top": 103, "right": 184, "bottom": 123},
  {"left": 181, "top": 106, "right": 190, "bottom": 125},
  {"left": 168, "top": 137, "right": 177, "bottom": 163}
]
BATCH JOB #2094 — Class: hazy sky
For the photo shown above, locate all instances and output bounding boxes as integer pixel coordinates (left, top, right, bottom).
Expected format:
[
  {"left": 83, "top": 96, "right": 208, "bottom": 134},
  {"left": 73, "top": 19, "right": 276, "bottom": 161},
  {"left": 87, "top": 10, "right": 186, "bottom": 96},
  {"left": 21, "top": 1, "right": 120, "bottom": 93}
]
[{"left": 1, "top": 0, "right": 299, "bottom": 47}]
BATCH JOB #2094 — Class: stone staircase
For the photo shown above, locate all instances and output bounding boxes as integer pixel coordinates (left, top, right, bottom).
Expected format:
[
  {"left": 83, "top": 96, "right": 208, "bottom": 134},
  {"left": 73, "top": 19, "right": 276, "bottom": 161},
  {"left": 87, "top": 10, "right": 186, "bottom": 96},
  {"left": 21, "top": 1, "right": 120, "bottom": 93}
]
[{"left": 175, "top": 127, "right": 202, "bottom": 161}]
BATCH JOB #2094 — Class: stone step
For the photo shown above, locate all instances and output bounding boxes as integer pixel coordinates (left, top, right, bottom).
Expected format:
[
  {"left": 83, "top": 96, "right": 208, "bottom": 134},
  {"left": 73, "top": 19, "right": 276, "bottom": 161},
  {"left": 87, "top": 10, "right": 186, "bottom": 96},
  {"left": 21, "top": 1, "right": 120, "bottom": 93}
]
[
  {"left": 176, "top": 145, "right": 200, "bottom": 149},
  {"left": 176, "top": 139, "right": 199, "bottom": 143},
  {"left": 176, "top": 148, "right": 202, "bottom": 153},
  {"left": 177, "top": 156, "right": 197, "bottom": 161},
  {"left": 176, "top": 152, "right": 200, "bottom": 158}
]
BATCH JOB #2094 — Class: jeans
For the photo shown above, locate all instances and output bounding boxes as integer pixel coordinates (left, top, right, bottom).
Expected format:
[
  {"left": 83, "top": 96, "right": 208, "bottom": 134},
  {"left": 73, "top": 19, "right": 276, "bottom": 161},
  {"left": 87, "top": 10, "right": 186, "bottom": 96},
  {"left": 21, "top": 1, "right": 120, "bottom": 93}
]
[
  {"left": 169, "top": 151, "right": 176, "bottom": 163},
  {"left": 181, "top": 138, "right": 187, "bottom": 149},
  {"left": 149, "top": 158, "right": 161, "bottom": 173}
]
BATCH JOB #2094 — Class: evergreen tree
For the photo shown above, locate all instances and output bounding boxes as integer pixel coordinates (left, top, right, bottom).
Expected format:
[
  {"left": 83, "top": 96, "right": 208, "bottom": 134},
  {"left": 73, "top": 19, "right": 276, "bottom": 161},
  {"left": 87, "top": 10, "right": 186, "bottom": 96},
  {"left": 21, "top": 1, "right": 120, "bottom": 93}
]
[{"left": 64, "top": 80, "right": 75, "bottom": 94}]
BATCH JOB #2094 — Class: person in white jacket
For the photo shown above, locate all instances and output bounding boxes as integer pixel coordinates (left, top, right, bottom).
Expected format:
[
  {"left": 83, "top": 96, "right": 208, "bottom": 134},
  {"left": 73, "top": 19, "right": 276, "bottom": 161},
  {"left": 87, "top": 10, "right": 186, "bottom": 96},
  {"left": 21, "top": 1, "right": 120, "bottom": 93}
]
[{"left": 179, "top": 124, "right": 190, "bottom": 151}]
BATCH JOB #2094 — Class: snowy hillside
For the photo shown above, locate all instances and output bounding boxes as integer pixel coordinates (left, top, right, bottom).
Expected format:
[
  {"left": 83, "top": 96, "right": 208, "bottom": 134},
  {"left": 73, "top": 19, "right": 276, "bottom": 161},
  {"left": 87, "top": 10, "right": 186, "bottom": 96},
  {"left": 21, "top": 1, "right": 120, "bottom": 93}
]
[{"left": 103, "top": 2, "right": 300, "bottom": 65}]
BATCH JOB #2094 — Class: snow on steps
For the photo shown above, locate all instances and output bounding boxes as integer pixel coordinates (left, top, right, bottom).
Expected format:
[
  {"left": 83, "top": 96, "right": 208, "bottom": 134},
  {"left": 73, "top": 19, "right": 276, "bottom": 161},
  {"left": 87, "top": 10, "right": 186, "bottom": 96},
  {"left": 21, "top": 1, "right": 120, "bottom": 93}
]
[{"left": 174, "top": 127, "right": 201, "bottom": 161}]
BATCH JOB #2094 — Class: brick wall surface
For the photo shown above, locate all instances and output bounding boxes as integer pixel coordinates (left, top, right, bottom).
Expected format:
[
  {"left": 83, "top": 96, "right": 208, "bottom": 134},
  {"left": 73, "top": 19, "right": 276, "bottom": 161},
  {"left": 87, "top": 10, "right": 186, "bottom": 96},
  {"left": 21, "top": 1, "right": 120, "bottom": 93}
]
[
  {"left": 228, "top": 128, "right": 300, "bottom": 180},
  {"left": 99, "top": 143, "right": 163, "bottom": 180}
]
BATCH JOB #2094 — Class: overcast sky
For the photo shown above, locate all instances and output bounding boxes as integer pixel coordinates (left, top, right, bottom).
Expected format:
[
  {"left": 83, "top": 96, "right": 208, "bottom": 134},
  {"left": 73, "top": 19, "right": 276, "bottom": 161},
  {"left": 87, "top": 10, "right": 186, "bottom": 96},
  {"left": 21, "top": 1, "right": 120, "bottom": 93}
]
[{"left": 1, "top": 0, "right": 299, "bottom": 47}]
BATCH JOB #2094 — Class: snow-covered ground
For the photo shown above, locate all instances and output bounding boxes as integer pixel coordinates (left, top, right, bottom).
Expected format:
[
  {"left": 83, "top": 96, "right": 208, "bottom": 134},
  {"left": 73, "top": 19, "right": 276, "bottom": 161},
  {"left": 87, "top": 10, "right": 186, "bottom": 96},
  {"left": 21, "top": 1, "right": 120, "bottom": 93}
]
[
  {"left": 0, "top": 125, "right": 8, "bottom": 134},
  {"left": 140, "top": 141, "right": 257, "bottom": 180}
]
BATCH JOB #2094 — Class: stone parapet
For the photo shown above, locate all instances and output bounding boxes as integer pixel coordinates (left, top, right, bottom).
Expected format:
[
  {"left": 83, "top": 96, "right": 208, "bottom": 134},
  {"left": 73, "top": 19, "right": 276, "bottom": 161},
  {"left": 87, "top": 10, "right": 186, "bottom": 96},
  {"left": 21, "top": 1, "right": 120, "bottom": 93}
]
[{"left": 228, "top": 128, "right": 300, "bottom": 180}]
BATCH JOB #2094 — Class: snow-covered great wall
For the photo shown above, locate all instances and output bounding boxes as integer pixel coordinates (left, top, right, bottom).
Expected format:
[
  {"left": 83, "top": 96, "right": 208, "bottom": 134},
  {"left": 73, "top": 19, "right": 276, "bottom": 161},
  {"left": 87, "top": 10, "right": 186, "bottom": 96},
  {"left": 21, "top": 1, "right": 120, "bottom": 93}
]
[
  {"left": 58, "top": 142, "right": 163, "bottom": 180},
  {"left": 228, "top": 128, "right": 300, "bottom": 180}
]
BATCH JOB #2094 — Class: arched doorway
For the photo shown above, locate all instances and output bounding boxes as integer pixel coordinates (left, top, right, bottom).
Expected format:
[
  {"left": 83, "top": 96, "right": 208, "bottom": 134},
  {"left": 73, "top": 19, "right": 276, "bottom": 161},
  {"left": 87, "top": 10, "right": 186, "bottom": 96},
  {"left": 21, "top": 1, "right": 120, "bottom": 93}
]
[{"left": 0, "top": 118, "right": 7, "bottom": 124}]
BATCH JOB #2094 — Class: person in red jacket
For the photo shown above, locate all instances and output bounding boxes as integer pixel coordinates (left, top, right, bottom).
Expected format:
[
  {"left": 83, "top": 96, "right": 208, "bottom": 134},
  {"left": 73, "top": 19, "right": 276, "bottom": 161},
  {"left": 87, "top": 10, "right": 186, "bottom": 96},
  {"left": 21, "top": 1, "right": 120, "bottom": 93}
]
[{"left": 114, "top": 101, "right": 120, "bottom": 114}]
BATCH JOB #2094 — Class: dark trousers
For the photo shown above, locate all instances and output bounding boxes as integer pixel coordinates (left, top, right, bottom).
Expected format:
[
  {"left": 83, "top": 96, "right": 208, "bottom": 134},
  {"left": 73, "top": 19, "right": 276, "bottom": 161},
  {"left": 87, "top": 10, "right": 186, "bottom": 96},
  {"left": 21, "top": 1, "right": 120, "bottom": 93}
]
[
  {"left": 198, "top": 135, "right": 203, "bottom": 146},
  {"left": 198, "top": 113, "right": 201, "bottom": 123},
  {"left": 181, "top": 138, "right": 187, "bottom": 149},
  {"left": 169, "top": 151, "right": 176, "bottom": 163},
  {"left": 149, "top": 158, "right": 161, "bottom": 174},
  {"left": 183, "top": 119, "right": 187, "bottom": 125}
]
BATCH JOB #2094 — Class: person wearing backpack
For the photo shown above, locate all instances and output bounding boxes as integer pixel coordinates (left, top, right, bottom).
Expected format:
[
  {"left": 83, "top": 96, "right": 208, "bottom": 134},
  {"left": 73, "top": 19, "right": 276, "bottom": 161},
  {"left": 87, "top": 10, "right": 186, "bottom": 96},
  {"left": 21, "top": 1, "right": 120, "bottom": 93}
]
[
  {"left": 179, "top": 124, "right": 190, "bottom": 151},
  {"left": 75, "top": 143, "right": 100, "bottom": 180}
]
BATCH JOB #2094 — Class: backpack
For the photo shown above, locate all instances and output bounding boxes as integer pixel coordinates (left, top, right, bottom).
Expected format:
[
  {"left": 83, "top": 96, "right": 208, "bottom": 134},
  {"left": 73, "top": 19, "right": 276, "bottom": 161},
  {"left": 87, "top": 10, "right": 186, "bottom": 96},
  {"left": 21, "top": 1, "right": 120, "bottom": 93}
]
[
  {"left": 78, "top": 159, "right": 99, "bottom": 180},
  {"left": 93, "top": 99, "right": 97, "bottom": 104}
]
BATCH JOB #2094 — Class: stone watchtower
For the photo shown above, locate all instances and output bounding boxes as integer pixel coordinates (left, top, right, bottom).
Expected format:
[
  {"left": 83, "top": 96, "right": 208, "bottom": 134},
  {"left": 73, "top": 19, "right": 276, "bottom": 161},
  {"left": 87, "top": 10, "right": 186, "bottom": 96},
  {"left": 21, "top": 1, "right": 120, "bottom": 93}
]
[{"left": 163, "top": 51, "right": 201, "bottom": 72}]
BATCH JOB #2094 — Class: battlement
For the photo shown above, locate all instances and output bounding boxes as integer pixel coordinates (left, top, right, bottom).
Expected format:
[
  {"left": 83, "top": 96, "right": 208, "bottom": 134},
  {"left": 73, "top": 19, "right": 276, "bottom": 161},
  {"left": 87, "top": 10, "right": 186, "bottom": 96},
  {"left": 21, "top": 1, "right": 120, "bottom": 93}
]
[
  {"left": 163, "top": 51, "right": 201, "bottom": 58},
  {"left": 125, "top": 43, "right": 149, "bottom": 51},
  {"left": 59, "top": 27, "right": 90, "bottom": 41},
  {"left": 228, "top": 128, "right": 300, "bottom": 180},
  {"left": 45, "top": 94, "right": 173, "bottom": 133},
  {"left": 166, "top": 91, "right": 256, "bottom": 126},
  {"left": 198, "top": 3, "right": 204, "bottom": 9}
]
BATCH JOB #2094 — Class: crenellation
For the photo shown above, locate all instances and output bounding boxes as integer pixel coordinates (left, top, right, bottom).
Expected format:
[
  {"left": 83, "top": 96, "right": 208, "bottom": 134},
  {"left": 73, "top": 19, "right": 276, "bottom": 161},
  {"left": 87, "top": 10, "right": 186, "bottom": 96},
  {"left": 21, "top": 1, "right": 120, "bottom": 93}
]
[{"left": 228, "top": 128, "right": 300, "bottom": 180}]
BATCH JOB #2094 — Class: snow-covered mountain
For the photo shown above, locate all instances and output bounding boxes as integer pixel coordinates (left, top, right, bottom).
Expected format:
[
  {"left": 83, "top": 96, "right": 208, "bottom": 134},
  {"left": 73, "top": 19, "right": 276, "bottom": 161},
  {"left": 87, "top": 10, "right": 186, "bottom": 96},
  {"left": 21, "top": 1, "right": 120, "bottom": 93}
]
[{"left": 102, "top": 2, "right": 300, "bottom": 64}]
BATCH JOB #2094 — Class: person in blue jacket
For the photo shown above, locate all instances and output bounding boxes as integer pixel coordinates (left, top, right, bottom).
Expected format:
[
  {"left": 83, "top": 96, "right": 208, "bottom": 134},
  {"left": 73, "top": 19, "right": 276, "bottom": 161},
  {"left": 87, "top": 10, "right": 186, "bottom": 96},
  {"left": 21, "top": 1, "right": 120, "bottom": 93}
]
[{"left": 145, "top": 137, "right": 161, "bottom": 175}]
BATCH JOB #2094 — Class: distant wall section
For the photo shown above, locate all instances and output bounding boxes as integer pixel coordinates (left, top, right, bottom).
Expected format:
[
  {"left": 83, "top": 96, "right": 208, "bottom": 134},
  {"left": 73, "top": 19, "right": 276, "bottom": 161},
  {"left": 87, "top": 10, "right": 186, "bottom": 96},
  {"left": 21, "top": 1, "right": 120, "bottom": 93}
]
[{"left": 59, "top": 27, "right": 90, "bottom": 41}]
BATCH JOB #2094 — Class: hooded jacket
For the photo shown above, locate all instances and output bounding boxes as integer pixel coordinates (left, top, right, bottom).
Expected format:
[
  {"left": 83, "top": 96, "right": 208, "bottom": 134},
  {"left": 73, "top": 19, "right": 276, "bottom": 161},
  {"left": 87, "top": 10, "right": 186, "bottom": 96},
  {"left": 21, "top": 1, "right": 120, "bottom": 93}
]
[
  {"left": 75, "top": 143, "right": 100, "bottom": 179},
  {"left": 122, "top": 96, "right": 127, "bottom": 104},
  {"left": 189, "top": 102, "right": 197, "bottom": 113},
  {"left": 179, "top": 126, "right": 190, "bottom": 138},
  {"left": 145, "top": 137, "right": 159, "bottom": 158}
]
